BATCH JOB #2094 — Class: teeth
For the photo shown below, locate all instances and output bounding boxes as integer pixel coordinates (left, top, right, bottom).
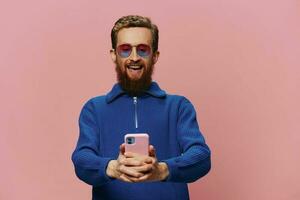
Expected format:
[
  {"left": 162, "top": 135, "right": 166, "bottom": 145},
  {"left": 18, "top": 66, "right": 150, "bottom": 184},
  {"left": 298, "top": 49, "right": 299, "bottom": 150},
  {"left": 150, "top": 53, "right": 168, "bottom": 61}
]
[{"left": 127, "top": 65, "right": 142, "bottom": 70}]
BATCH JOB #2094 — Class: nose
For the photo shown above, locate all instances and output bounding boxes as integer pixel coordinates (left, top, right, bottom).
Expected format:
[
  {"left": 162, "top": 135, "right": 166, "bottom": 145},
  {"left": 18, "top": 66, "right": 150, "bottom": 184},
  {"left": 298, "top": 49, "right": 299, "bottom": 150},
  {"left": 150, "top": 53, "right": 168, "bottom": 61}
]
[{"left": 129, "top": 47, "right": 140, "bottom": 61}]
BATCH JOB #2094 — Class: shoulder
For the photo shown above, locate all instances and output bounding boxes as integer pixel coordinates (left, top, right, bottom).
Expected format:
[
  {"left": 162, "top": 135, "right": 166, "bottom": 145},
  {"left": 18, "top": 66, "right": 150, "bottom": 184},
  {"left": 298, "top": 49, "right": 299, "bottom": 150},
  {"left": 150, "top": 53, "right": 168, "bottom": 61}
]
[
  {"left": 165, "top": 93, "right": 193, "bottom": 105},
  {"left": 81, "top": 95, "right": 107, "bottom": 110},
  {"left": 165, "top": 93, "right": 198, "bottom": 113}
]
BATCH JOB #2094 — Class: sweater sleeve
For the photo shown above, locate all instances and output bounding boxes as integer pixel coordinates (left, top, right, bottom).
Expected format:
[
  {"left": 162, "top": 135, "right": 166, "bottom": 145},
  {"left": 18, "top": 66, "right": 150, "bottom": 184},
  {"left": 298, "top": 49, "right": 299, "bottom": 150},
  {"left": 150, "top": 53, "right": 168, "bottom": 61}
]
[
  {"left": 162, "top": 97, "right": 211, "bottom": 183},
  {"left": 71, "top": 99, "right": 114, "bottom": 186}
]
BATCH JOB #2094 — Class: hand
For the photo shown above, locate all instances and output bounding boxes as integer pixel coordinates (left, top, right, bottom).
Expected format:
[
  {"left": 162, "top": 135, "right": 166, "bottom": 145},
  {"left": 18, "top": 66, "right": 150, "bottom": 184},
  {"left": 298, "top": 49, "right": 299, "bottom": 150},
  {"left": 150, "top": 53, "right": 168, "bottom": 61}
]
[
  {"left": 106, "top": 144, "right": 152, "bottom": 182},
  {"left": 123, "top": 145, "right": 169, "bottom": 182}
]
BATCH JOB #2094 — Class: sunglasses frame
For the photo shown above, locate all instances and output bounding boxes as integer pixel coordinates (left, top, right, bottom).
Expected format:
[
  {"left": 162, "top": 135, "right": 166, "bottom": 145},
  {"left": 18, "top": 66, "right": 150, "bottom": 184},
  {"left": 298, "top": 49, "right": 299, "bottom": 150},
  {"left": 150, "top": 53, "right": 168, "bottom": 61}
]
[{"left": 115, "top": 43, "right": 152, "bottom": 58}]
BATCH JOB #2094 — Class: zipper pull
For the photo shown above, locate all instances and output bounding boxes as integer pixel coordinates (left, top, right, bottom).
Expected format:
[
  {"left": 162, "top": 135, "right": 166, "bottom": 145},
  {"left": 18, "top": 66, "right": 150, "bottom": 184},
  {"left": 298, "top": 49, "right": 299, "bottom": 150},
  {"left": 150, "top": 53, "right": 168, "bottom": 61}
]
[
  {"left": 133, "top": 96, "right": 137, "bottom": 104},
  {"left": 133, "top": 97, "right": 138, "bottom": 129}
]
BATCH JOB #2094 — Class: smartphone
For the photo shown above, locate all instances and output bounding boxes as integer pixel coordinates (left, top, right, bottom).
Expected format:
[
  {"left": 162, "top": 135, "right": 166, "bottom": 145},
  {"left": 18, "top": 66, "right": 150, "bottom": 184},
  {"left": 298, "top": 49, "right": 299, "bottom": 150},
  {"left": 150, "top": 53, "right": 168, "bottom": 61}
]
[{"left": 124, "top": 133, "right": 149, "bottom": 156}]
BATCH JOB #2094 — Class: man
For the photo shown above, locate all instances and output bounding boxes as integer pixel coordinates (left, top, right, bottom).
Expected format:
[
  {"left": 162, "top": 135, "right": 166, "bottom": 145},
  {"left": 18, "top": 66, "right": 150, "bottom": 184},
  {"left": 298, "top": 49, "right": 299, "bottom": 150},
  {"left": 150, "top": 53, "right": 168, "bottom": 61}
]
[{"left": 72, "top": 15, "right": 211, "bottom": 200}]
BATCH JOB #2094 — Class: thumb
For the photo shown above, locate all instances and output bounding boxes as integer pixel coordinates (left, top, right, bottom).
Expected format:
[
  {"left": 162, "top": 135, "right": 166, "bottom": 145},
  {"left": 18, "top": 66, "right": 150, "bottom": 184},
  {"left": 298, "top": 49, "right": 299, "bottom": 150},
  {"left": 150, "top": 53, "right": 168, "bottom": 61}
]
[
  {"left": 149, "top": 145, "right": 156, "bottom": 157},
  {"left": 120, "top": 143, "right": 125, "bottom": 155}
]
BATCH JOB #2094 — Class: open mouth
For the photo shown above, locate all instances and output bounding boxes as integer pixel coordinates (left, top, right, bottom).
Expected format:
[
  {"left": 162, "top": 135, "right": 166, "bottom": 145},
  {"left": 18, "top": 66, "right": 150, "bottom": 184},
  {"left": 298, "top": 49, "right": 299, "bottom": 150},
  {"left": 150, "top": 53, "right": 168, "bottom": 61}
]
[{"left": 126, "top": 65, "right": 143, "bottom": 70}]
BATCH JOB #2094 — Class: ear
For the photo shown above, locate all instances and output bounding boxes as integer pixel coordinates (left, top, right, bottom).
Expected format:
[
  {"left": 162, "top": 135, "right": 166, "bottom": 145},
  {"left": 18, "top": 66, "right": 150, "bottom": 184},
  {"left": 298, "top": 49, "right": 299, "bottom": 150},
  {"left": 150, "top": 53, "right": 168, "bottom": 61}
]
[
  {"left": 152, "top": 51, "right": 160, "bottom": 64},
  {"left": 110, "top": 49, "right": 117, "bottom": 63}
]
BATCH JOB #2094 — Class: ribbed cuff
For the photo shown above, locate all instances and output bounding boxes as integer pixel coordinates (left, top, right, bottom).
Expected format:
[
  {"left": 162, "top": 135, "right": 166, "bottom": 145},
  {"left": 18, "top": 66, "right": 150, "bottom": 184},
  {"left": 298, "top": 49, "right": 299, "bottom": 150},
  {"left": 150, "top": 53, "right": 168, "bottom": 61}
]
[
  {"left": 161, "top": 158, "right": 180, "bottom": 182},
  {"left": 99, "top": 157, "right": 115, "bottom": 182}
]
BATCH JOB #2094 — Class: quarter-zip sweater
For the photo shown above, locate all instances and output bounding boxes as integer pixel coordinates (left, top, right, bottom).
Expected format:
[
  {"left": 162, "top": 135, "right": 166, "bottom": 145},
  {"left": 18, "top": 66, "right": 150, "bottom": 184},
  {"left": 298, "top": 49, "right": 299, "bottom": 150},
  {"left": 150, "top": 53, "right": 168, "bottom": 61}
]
[{"left": 71, "top": 82, "right": 211, "bottom": 200}]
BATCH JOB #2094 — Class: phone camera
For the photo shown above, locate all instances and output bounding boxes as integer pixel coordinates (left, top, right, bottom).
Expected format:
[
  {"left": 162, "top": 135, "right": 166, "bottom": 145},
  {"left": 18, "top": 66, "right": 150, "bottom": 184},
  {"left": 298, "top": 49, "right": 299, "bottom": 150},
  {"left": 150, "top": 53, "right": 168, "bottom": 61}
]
[{"left": 126, "top": 137, "right": 135, "bottom": 144}]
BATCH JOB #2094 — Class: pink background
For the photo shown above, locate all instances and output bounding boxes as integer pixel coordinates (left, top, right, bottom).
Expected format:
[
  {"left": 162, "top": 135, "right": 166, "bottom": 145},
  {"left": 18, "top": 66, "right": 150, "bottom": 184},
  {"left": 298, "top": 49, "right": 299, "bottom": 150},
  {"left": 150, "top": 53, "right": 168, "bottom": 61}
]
[{"left": 1, "top": 0, "right": 299, "bottom": 199}]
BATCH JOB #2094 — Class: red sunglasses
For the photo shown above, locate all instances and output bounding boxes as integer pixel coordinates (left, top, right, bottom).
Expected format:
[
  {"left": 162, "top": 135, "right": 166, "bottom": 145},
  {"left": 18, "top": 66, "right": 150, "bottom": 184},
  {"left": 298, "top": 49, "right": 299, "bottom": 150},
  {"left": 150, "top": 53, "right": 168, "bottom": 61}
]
[{"left": 116, "top": 43, "right": 151, "bottom": 58}]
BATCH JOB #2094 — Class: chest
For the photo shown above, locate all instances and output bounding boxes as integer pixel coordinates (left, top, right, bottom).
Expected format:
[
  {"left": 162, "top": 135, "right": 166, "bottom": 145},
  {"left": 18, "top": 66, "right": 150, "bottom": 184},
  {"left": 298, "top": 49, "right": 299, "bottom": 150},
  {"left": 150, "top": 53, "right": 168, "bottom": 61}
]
[{"left": 95, "top": 96, "right": 180, "bottom": 158}]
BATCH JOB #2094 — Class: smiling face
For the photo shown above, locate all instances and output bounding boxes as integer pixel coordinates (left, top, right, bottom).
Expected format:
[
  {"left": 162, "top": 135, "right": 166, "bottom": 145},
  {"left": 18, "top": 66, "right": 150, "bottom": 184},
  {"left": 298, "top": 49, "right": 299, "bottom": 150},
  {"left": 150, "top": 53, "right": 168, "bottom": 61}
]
[{"left": 110, "top": 27, "right": 159, "bottom": 95}]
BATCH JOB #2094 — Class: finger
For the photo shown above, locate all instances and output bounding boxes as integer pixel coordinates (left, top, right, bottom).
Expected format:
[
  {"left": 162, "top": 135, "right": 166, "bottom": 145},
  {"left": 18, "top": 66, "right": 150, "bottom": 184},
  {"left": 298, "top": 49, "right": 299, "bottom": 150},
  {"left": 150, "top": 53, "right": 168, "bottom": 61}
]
[
  {"left": 122, "top": 174, "right": 141, "bottom": 182},
  {"left": 118, "top": 156, "right": 126, "bottom": 164},
  {"left": 131, "top": 164, "right": 153, "bottom": 173},
  {"left": 149, "top": 145, "right": 156, "bottom": 157},
  {"left": 120, "top": 158, "right": 143, "bottom": 166},
  {"left": 124, "top": 151, "right": 140, "bottom": 158},
  {"left": 119, "top": 174, "right": 133, "bottom": 183},
  {"left": 120, "top": 143, "right": 125, "bottom": 155},
  {"left": 144, "top": 157, "right": 153, "bottom": 164},
  {"left": 138, "top": 173, "right": 152, "bottom": 182},
  {"left": 118, "top": 165, "right": 143, "bottom": 178},
  {"left": 124, "top": 153, "right": 152, "bottom": 164}
]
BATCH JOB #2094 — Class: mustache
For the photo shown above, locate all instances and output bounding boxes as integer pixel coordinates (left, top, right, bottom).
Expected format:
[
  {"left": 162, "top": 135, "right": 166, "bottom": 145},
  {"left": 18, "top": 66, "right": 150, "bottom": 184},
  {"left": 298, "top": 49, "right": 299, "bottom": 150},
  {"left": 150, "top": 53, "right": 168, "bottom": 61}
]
[{"left": 126, "top": 61, "right": 144, "bottom": 66}]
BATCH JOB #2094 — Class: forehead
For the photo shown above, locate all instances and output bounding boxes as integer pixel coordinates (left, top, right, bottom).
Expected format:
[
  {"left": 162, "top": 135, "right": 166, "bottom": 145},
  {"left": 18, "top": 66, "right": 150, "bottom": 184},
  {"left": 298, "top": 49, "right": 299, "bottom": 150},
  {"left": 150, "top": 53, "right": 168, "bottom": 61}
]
[{"left": 117, "top": 27, "right": 152, "bottom": 46}]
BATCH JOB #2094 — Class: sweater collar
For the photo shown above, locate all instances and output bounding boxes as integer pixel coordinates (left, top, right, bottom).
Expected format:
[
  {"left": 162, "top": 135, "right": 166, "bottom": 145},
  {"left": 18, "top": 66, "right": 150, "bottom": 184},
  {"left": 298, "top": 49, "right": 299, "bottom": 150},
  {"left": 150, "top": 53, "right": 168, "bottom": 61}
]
[{"left": 105, "top": 81, "right": 166, "bottom": 103}]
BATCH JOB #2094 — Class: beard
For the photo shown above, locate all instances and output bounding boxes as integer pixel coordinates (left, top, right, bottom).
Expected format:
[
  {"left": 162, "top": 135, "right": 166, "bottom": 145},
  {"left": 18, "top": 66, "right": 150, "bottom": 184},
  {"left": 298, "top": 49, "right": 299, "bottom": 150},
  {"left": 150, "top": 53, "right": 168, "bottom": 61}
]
[{"left": 115, "top": 61, "right": 154, "bottom": 96}]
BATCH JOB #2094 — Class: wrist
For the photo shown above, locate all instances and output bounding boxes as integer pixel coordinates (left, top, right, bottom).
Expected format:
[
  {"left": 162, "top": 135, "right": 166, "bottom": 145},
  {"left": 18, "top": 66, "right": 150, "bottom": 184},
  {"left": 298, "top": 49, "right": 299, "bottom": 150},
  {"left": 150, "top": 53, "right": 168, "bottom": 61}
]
[
  {"left": 158, "top": 162, "right": 169, "bottom": 181},
  {"left": 106, "top": 160, "right": 118, "bottom": 178}
]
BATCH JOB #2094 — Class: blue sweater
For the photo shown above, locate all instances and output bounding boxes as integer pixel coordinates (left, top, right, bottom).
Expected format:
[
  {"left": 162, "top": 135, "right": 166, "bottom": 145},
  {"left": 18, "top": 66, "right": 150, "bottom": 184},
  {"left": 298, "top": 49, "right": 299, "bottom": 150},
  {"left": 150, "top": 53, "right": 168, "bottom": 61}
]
[{"left": 71, "top": 82, "right": 211, "bottom": 200}]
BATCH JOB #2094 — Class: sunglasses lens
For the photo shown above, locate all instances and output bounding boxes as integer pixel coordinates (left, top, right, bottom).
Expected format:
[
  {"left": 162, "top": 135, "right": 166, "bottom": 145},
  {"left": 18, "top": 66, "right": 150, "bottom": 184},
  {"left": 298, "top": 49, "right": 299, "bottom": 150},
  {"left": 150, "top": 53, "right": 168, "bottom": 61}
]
[
  {"left": 116, "top": 44, "right": 151, "bottom": 58},
  {"left": 137, "top": 44, "right": 151, "bottom": 57},
  {"left": 117, "top": 44, "right": 132, "bottom": 57}
]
